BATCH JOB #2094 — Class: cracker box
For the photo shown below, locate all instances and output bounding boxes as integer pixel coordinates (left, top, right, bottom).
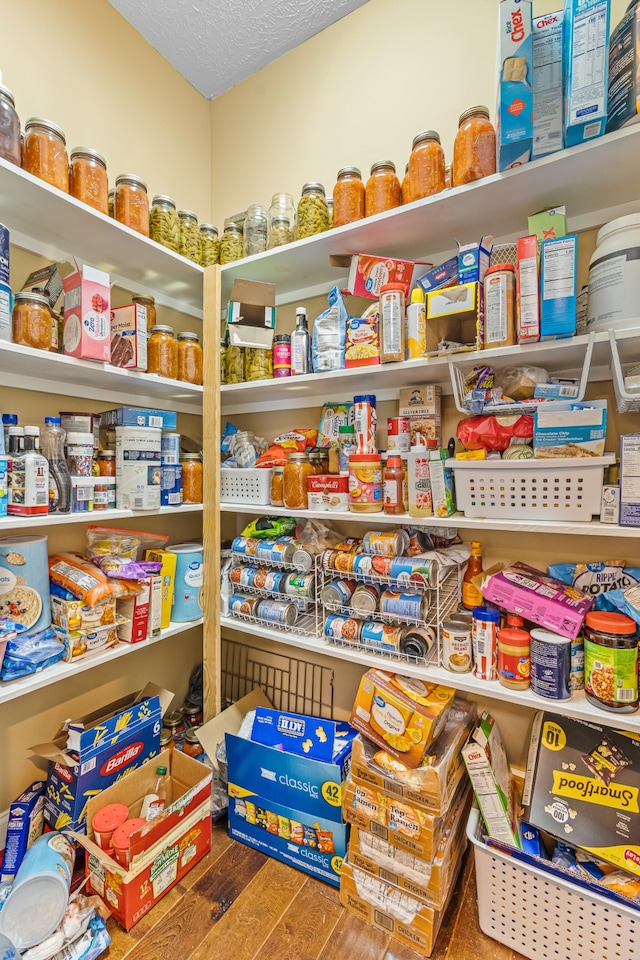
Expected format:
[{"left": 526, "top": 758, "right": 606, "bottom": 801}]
[
  {"left": 533, "top": 399, "right": 607, "bottom": 458},
  {"left": 540, "top": 235, "right": 577, "bottom": 339},
  {"left": 345, "top": 255, "right": 428, "bottom": 300},
  {"left": 496, "top": 0, "right": 534, "bottom": 170},
  {"left": 461, "top": 712, "right": 521, "bottom": 848},
  {"left": 425, "top": 282, "right": 483, "bottom": 355},
  {"left": 110, "top": 303, "right": 148, "bottom": 370},
  {"left": 607, "top": 2, "right": 640, "bottom": 133},
  {"left": 532, "top": 10, "right": 565, "bottom": 157},
  {"left": 30, "top": 682, "right": 172, "bottom": 832},
  {"left": 345, "top": 311, "right": 380, "bottom": 367},
  {"left": 76, "top": 748, "right": 212, "bottom": 929},
  {"left": 516, "top": 235, "right": 540, "bottom": 343},
  {"left": 563, "top": 0, "right": 610, "bottom": 147},
  {"left": 620, "top": 433, "right": 640, "bottom": 527},
  {"left": 117, "top": 581, "right": 150, "bottom": 643},
  {"left": 523, "top": 713, "right": 640, "bottom": 876},
  {"left": 349, "top": 671, "right": 455, "bottom": 769},
  {"left": 349, "top": 699, "right": 476, "bottom": 816},
  {"left": 0, "top": 781, "right": 45, "bottom": 882},
  {"left": 62, "top": 261, "right": 111, "bottom": 362}
]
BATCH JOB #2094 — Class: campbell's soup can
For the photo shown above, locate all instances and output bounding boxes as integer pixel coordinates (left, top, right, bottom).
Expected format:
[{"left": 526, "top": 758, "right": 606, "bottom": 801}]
[
  {"left": 229, "top": 593, "right": 261, "bottom": 617},
  {"left": 442, "top": 619, "right": 473, "bottom": 673},
  {"left": 380, "top": 589, "right": 429, "bottom": 622},
  {"left": 324, "top": 613, "right": 362, "bottom": 643},
  {"left": 387, "top": 417, "right": 411, "bottom": 452},
  {"left": 320, "top": 579, "right": 356, "bottom": 611},
  {"left": 362, "top": 529, "right": 410, "bottom": 556}
]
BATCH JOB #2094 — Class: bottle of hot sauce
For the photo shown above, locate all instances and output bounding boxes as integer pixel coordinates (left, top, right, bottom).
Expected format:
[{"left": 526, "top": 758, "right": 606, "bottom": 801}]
[
  {"left": 383, "top": 455, "right": 406, "bottom": 515},
  {"left": 462, "top": 540, "right": 484, "bottom": 610}
]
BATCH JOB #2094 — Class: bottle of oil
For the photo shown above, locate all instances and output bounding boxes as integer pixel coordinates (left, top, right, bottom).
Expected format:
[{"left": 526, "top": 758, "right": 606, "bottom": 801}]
[{"left": 462, "top": 541, "right": 484, "bottom": 610}]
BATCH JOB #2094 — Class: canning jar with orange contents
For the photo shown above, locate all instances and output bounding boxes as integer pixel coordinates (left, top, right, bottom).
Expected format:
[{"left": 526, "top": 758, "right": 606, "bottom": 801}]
[
  {"left": 283, "top": 452, "right": 313, "bottom": 510},
  {"left": 69, "top": 147, "right": 109, "bottom": 214},
  {"left": 333, "top": 167, "right": 365, "bottom": 228},
  {"left": 180, "top": 453, "right": 203, "bottom": 503},
  {"left": 12, "top": 291, "right": 52, "bottom": 351},
  {"left": 408, "top": 131, "right": 445, "bottom": 201},
  {"left": 147, "top": 324, "right": 178, "bottom": 379},
  {"left": 365, "top": 161, "right": 401, "bottom": 218},
  {"left": 453, "top": 106, "right": 496, "bottom": 187},
  {"left": 177, "top": 331, "right": 203, "bottom": 385},
  {"left": 115, "top": 173, "right": 150, "bottom": 236},
  {"left": 22, "top": 118, "right": 69, "bottom": 192}
]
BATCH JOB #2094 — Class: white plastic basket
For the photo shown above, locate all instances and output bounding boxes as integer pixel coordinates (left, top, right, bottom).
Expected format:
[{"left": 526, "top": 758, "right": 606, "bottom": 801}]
[
  {"left": 467, "top": 808, "right": 640, "bottom": 960},
  {"left": 220, "top": 467, "right": 272, "bottom": 505},
  {"left": 447, "top": 455, "right": 614, "bottom": 522}
]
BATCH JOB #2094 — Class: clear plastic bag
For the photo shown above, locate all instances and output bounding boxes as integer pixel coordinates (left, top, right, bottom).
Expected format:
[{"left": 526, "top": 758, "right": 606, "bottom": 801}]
[{"left": 312, "top": 286, "right": 347, "bottom": 373}]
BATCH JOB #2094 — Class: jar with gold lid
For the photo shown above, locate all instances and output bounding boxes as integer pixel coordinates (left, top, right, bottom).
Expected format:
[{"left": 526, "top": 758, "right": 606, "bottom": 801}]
[
  {"left": 147, "top": 324, "right": 178, "bottom": 379},
  {"left": 178, "top": 209, "right": 200, "bottom": 262},
  {"left": 283, "top": 452, "right": 313, "bottom": 510},
  {"left": 162, "top": 709, "right": 186, "bottom": 744},
  {"left": 132, "top": 293, "right": 156, "bottom": 328},
  {"left": 69, "top": 147, "right": 109, "bottom": 214},
  {"left": 365, "top": 161, "right": 401, "bottom": 218},
  {"left": 22, "top": 117, "right": 69, "bottom": 192},
  {"left": 159, "top": 727, "right": 175, "bottom": 755},
  {"left": 182, "top": 727, "right": 204, "bottom": 758},
  {"left": 97, "top": 450, "right": 116, "bottom": 476},
  {"left": 453, "top": 106, "right": 496, "bottom": 187},
  {"left": 408, "top": 131, "right": 445, "bottom": 201},
  {"left": 0, "top": 85, "right": 21, "bottom": 166},
  {"left": 149, "top": 195, "right": 180, "bottom": 252},
  {"left": 220, "top": 222, "right": 244, "bottom": 264},
  {"left": 177, "top": 331, "right": 203, "bottom": 385},
  {"left": 12, "top": 291, "right": 52, "bottom": 351},
  {"left": 181, "top": 700, "right": 203, "bottom": 727},
  {"left": 297, "top": 182, "right": 329, "bottom": 239},
  {"left": 114, "top": 173, "right": 149, "bottom": 236},
  {"left": 180, "top": 453, "right": 203, "bottom": 503},
  {"left": 333, "top": 166, "right": 364, "bottom": 228},
  {"left": 199, "top": 223, "right": 220, "bottom": 266}
]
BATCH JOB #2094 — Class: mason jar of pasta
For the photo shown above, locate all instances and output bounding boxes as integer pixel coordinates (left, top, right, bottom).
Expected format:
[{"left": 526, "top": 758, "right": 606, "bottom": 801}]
[
  {"left": 453, "top": 106, "right": 496, "bottom": 187},
  {"left": 69, "top": 147, "right": 109, "bottom": 214},
  {"left": 333, "top": 167, "right": 365, "bottom": 228},
  {"left": 245, "top": 347, "right": 273, "bottom": 381},
  {"left": 224, "top": 344, "right": 245, "bottom": 383},
  {"left": 149, "top": 195, "right": 180, "bottom": 252},
  {"left": 22, "top": 118, "right": 69, "bottom": 192},
  {"left": 365, "top": 161, "right": 401, "bottom": 218},
  {"left": 297, "top": 183, "right": 329, "bottom": 239},
  {"left": 115, "top": 173, "right": 150, "bottom": 236}
]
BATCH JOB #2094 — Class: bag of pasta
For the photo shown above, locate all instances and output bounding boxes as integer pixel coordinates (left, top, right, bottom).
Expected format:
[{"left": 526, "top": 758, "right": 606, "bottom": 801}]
[{"left": 48, "top": 554, "right": 142, "bottom": 607}]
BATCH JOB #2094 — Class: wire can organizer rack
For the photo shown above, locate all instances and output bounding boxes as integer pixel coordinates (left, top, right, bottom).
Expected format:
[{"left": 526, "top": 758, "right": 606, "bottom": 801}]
[
  {"left": 227, "top": 601, "right": 319, "bottom": 637},
  {"left": 609, "top": 326, "right": 640, "bottom": 414},
  {"left": 221, "top": 467, "right": 273, "bottom": 505},
  {"left": 448, "top": 332, "right": 595, "bottom": 416},
  {"left": 230, "top": 546, "right": 316, "bottom": 573},
  {"left": 467, "top": 807, "right": 640, "bottom": 960}
]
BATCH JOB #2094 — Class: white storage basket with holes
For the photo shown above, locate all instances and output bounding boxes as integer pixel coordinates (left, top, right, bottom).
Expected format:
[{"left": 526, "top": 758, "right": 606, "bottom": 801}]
[
  {"left": 467, "top": 808, "right": 640, "bottom": 960},
  {"left": 446, "top": 455, "right": 614, "bottom": 522},
  {"left": 220, "top": 467, "right": 273, "bottom": 505}
]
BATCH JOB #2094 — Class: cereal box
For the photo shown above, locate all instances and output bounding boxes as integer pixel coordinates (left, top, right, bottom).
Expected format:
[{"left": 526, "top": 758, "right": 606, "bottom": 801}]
[
  {"left": 607, "top": 2, "right": 640, "bottom": 132},
  {"left": 532, "top": 10, "right": 565, "bottom": 157},
  {"left": 496, "top": 0, "right": 534, "bottom": 171},
  {"left": 62, "top": 261, "right": 111, "bottom": 362},
  {"left": 563, "top": 0, "right": 610, "bottom": 147}
]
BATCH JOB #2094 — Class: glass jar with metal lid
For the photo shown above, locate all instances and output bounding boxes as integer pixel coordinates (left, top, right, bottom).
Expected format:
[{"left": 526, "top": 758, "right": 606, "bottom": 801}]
[
  {"left": 182, "top": 727, "right": 203, "bottom": 758},
  {"left": 147, "top": 324, "right": 178, "bottom": 379},
  {"left": 22, "top": 117, "right": 69, "bottom": 192},
  {"left": 245, "top": 346, "right": 273, "bottom": 381},
  {"left": 0, "top": 85, "right": 21, "bottom": 166},
  {"left": 12, "top": 291, "right": 52, "bottom": 351},
  {"left": 178, "top": 209, "right": 200, "bottom": 262},
  {"left": 69, "top": 147, "right": 109, "bottom": 214},
  {"left": 584, "top": 611, "right": 639, "bottom": 713},
  {"left": 219, "top": 222, "right": 244, "bottom": 264},
  {"left": 162, "top": 709, "right": 186, "bottom": 744},
  {"left": 283, "top": 452, "right": 313, "bottom": 510},
  {"left": 177, "top": 331, "right": 203, "bottom": 385},
  {"left": 132, "top": 293, "right": 156, "bottom": 328},
  {"left": 97, "top": 450, "right": 116, "bottom": 476},
  {"left": 453, "top": 106, "right": 496, "bottom": 186},
  {"left": 243, "top": 203, "right": 268, "bottom": 256},
  {"left": 297, "top": 183, "right": 329, "bottom": 239},
  {"left": 268, "top": 192, "right": 296, "bottom": 243},
  {"left": 159, "top": 727, "right": 175, "bottom": 756},
  {"left": 365, "top": 161, "right": 401, "bottom": 217},
  {"left": 180, "top": 453, "right": 203, "bottom": 503},
  {"left": 181, "top": 700, "right": 203, "bottom": 727},
  {"left": 333, "top": 166, "right": 364, "bottom": 228},
  {"left": 408, "top": 131, "right": 445, "bottom": 201},
  {"left": 268, "top": 215, "right": 293, "bottom": 249},
  {"left": 270, "top": 466, "right": 284, "bottom": 506},
  {"left": 108, "top": 189, "right": 115, "bottom": 218},
  {"left": 199, "top": 223, "right": 220, "bottom": 266},
  {"left": 115, "top": 173, "right": 149, "bottom": 236},
  {"left": 149, "top": 195, "right": 180, "bottom": 252}
]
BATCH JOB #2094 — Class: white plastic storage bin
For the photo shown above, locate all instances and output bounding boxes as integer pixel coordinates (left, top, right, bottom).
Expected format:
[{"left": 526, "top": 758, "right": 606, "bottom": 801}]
[
  {"left": 220, "top": 467, "right": 272, "bottom": 505},
  {"left": 447, "top": 455, "right": 614, "bottom": 522},
  {"left": 467, "top": 808, "right": 640, "bottom": 960}
]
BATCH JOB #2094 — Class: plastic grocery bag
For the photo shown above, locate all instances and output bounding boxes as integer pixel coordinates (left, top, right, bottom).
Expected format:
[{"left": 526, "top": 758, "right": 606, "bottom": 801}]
[{"left": 312, "top": 286, "right": 347, "bottom": 373}]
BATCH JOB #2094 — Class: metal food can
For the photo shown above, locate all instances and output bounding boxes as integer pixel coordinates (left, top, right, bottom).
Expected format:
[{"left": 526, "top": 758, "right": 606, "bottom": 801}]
[
  {"left": 442, "top": 619, "right": 473, "bottom": 673},
  {"left": 255, "top": 537, "right": 297, "bottom": 565},
  {"left": 351, "top": 582, "right": 381, "bottom": 616},
  {"left": 334, "top": 537, "right": 363, "bottom": 553},
  {"left": 292, "top": 544, "right": 314, "bottom": 572},
  {"left": 400, "top": 625, "right": 436, "bottom": 660},
  {"left": 251, "top": 567, "right": 286, "bottom": 593},
  {"left": 361, "top": 621, "right": 404, "bottom": 653},
  {"left": 229, "top": 565, "right": 258, "bottom": 589},
  {"left": 320, "top": 579, "right": 357, "bottom": 611},
  {"left": 387, "top": 417, "right": 411, "bottom": 453},
  {"left": 389, "top": 556, "right": 435, "bottom": 589},
  {"left": 324, "top": 613, "right": 362, "bottom": 643},
  {"left": 161, "top": 432, "right": 181, "bottom": 464},
  {"left": 362, "top": 529, "right": 410, "bottom": 557},
  {"left": 472, "top": 606, "right": 500, "bottom": 681},
  {"left": 229, "top": 593, "right": 261, "bottom": 617},
  {"left": 160, "top": 463, "right": 183, "bottom": 506},
  {"left": 351, "top": 553, "right": 376, "bottom": 577},
  {"left": 530, "top": 628, "right": 571, "bottom": 701},
  {"left": 231, "top": 536, "right": 260, "bottom": 557},
  {"left": 380, "top": 589, "right": 429, "bottom": 621},
  {"left": 571, "top": 636, "right": 585, "bottom": 690},
  {"left": 321, "top": 549, "right": 355, "bottom": 574},
  {"left": 256, "top": 598, "right": 298, "bottom": 626},
  {"left": 283, "top": 571, "right": 317, "bottom": 599}
]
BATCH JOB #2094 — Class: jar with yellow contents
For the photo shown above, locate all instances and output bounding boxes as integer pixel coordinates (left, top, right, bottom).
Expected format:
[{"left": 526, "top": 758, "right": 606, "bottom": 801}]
[
  {"left": 147, "top": 325, "right": 178, "bottom": 379},
  {"left": 178, "top": 209, "right": 200, "bottom": 262},
  {"left": 199, "top": 223, "right": 220, "bottom": 266},
  {"left": 180, "top": 453, "right": 203, "bottom": 503},
  {"left": 225, "top": 344, "right": 245, "bottom": 384},
  {"left": 283, "top": 452, "right": 313, "bottom": 510},
  {"left": 177, "top": 331, "right": 203, "bottom": 385},
  {"left": 245, "top": 347, "right": 273, "bottom": 381}
]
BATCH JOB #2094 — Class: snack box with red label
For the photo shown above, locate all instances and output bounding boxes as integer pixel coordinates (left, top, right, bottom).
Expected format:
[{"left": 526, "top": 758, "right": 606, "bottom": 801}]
[
  {"left": 345, "top": 255, "right": 430, "bottom": 300},
  {"left": 30, "top": 683, "right": 173, "bottom": 832},
  {"left": 62, "top": 261, "right": 111, "bottom": 362},
  {"left": 307, "top": 474, "right": 349, "bottom": 512},
  {"left": 75, "top": 748, "right": 211, "bottom": 929}
]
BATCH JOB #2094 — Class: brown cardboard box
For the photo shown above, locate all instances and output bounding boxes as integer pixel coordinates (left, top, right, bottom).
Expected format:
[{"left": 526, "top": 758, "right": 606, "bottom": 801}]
[
  {"left": 425, "top": 282, "right": 483, "bottom": 355},
  {"left": 226, "top": 278, "right": 276, "bottom": 349}
]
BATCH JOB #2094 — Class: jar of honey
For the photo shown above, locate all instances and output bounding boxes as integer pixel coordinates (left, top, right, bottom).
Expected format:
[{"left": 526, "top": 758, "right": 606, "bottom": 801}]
[
  {"left": 114, "top": 173, "right": 150, "bottom": 236},
  {"left": 0, "top": 86, "right": 21, "bottom": 166},
  {"left": 12, "top": 291, "right": 52, "bottom": 351},
  {"left": 149, "top": 195, "right": 180, "bottom": 252},
  {"left": 333, "top": 167, "right": 365, "bottom": 228},
  {"left": 22, "top": 118, "right": 69, "bottom": 192},
  {"left": 147, "top": 325, "right": 178, "bottom": 379},
  {"left": 132, "top": 294, "right": 156, "bottom": 328},
  {"left": 453, "top": 106, "right": 496, "bottom": 187},
  {"left": 283, "top": 452, "right": 312, "bottom": 510},
  {"left": 199, "top": 223, "right": 220, "bottom": 266},
  {"left": 177, "top": 331, "right": 203, "bottom": 385},
  {"left": 365, "top": 161, "right": 401, "bottom": 218},
  {"left": 408, "top": 131, "right": 445, "bottom": 201},
  {"left": 69, "top": 147, "right": 109, "bottom": 214},
  {"left": 180, "top": 453, "right": 203, "bottom": 503}
]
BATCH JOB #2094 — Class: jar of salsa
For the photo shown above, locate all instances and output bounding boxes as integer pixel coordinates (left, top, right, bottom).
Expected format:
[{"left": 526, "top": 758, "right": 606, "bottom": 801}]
[
  {"left": 408, "top": 131, "right": 445, "bottom": 201},
  {"left": 270, "top": 466, "right": 284, "bottom": 507},
  {"left": 584, "top": 611, "right": 639, "bottom": 713},
  {"left": 181, "top": 700, "right": 204, "bottom": 727},
  {"left": 177, "top": 331, "right": 203, "bottom": 385},
  {"left": 22, "top": 118, "right": 69, "bottom": 192},
  {"left": 401, "top": 163, "right": 412, "bottom": 205},
  {"left": 453, "top": 106, "right": 496, "bottom": 187},
  {"left": 162, "top": 710, "right": 186, "bottom": 745},
  {"left": 12, "top": 291, "right": 52, "bottom": 351},
  {"left": 365, "top": 161, "right": 401, "bottom": 218},
  {"left": 283, "top": 452, "right": 313, "bottom": 510},
  {"left": 149, "top": 195, "right": 180, "bottom": 252},
  {"left": 69, "top": 147, "right": 109, "bottom": 214},
  {"left": 333, "top": 167, "right": 365, "bottom": 228},
  {"left": 132, "top": 294, "right": 156, "bottom": 328},
  {"left": 182, "top": 727, "right": 203, "bottom": 758},
  {"left": 115, "top": 173, "right": 150, "bottom": 236},
  {"left": 297, "top": 183, "right": 329, "bottom": 238},
  {"left": 97, "top": 450, "right": 116, "bottom": 476},
  {"left": 0, "top": 85, "right": 21, "bottom": 166},
  {"left": 180, "top": 453, "right": 203, "bottom": 503},
  {"left": 147, "top": 325, "right": 178, "bottom": 379},
  {"left": 159, "top": 727, "right": 175, "bottom": 756}
]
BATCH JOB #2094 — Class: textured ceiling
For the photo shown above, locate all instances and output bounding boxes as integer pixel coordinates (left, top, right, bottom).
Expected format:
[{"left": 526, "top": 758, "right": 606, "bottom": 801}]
[{"left": 108, "top": 0, "right": 370, "bottom": 99}]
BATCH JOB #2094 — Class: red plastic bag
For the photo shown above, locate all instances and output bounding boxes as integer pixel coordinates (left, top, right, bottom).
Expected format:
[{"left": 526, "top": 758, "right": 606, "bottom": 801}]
[{"left": 457, "top": 414, "right": 533, "bottom": 452}]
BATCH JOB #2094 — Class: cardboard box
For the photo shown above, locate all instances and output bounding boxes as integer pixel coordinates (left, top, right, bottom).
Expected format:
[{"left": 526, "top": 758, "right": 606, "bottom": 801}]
[
  {"left": 345, "top": 311, "right": 380, "bottom": 367},
  {"left": 540, "top": 235, "right": 577, "bottom": 339},
  {"left": 607, "top": 2, "right": 640, "bottom": 132},
  {"left": 0, "top": 781, "right": 45, "bottom": 882},
  {"left": 620, "top": 433, "right": 640, "bottom": 526},
  {"left": 62, "top": 261, "right": 111, "bottom": 362},
  {"left": 600, "top": 483, "right": 620, "bottom": 523},
  {"left": 425, "top": 282, "right": 483, "bottom": 355},
  {"left": 428, "top": 449, "right": 456, "bottom": 518},
  {"left": 563, "top": 0, "right": 610, "bottom": 147},
  {"left": 461, "top": 712, "right": 520, "bottom": 848},
  {"left": 349, "top": 699, "right": 476, "bottom": 816},
  {"left": 398, "top": 385, "right": 441, "bottom": 420},
  {"left": 516, "top": 235, "right": 540, "bottom": 343},
  {"left": 345, "top": 255, "right": 428, "bottom": 300},
  {"left": 457, "top": 237, "right": 493, "bottom": 284},
  {"left": 534, "top": 399, "right": 607, "bottom": 458},
  {"left": 50, "top": 593, "right": 117, "bottom": 633},
  {"left": 533, "top": 379, "right": 580, "bottom": 399},
  {"left": 523, "top": 713, "right": 640, "bottom": 876},
  {"left": 21, "top": 261, "right": 63, "bottom": 312},
  {"left": 527, "top": 206, "right": 566, "bottom": 245},
  {"left": 100, "top": 407, "right": 178, "bottom": 430},
  {"left": 55, "top": 618, "right": 123, "bottom": 661},
  {"left": 349, "top": 671, "right": 455, "bottom": 769},
  {"left": 227, "top": 278, "right": 276, "bottom": 349},
  {"left": 306, "top": 474, "right": 349, "bottom": 512},
  {"left": 416, "top": 258, "right": 458, "bottom": 294},
  {"left": 110, "top": 303, "right": 148, "bottom": 370},
  {"left": 30, "top": 683, "right": 172, "bottom": 832},
  {"left": 532, "top": 10, "right": 565, "bottom": 157},
  {"left": 0, "top": 223, "right": 10, "bottom": 342},
  {"left": 117, "top": 583, "right": 151, "bottom": 643},
  {"left": 77, "top": 748, "right": 212, "bottom": 929},
  {"left": 145, "top": 549, "right": 177, "bottom": 630},
  {"left": 147, "top": 574, "right": 162, "bottom": 638},
  {"left": 496, "top": 0, "right": 534, "bottom": 170}
]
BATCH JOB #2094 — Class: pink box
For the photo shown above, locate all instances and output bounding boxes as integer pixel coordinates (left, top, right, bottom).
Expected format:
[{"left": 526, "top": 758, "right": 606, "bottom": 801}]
[
  {"left": 480, "top": 561, "right": 593, "bottom": 640},
  {"left": 62, "top": 262, "right": 111, "bottom": 362},
  {"left": 346, "top": 255, "right": 431, "bottom": 300},
  {"left": 117, "top": 582, "right": 150, "bottom": 643}
]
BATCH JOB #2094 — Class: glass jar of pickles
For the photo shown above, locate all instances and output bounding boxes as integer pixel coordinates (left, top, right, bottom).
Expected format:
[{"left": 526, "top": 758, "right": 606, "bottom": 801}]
[
  {"left": 177, "top": 331, "right": 203, "bottom": 385},
  {"left": 108, "top": 189, "right": 115, "bottom": 218},
  {"left": 180, "top": 453, "right": 203, "bottom": 503},
  {"left": 219, "top": 222, "right": 244, "bottom": 264},
  {"left": 149, "top": 195, "right": 180, "bottom": 252},
  {"left": 178, "top": 209, "right": 200, "bottom": 262},
  {"left": 22, "top": 118, "right": 69, "bottom": 192},
  {"left": 297, "top": 183, "right": 329, "bottom": 239},
  {"left": 132, "top": 294, "right": 156, "bottom": 328},
  {"left": 453, "top": 106, "right": 496, "bottom": 186},
  {"left": 243, "top": 203, "right": 268, "bottom": 256},
  {"left": 408, "top": 131, "right": 445, "bottom": 201},
  {"left": 283, "top": 452, "right": 312, "bottom": 510},
  {"left": 0, "top": 86, "right": 21, "bottom": 166},
  {"left": 333, "top": 166, "right": 364, "bottom": 228},
  {"left": 245, "top": 347, "right": 273, "bottom": 381},
  {"left": 365, "top": 161, "right": 401, "bottom": 217},
  {"left": 115, "top": 173, "right": 150, "bottom": 236},
  {"left": 69, "top": 147, "right": 109, "bottom": 214},
  {"left": 12, "top": 291, "right": 52, "bottom": 351},
  {"left": 199, "top": 223, "right": 220, "bottom": 266},
  {"left": 224, "top": 344, "right": 245, "bottom": 383},
  {"left": 147, "top": 324, "right": 178, "bottom": 379}
]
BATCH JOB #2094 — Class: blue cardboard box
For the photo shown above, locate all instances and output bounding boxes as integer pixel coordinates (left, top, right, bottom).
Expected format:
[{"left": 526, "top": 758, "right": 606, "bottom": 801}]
[
  {"left": 540, "top": 235, "right": 577, "bottom": 339},
  {"left": 497, "top": 0, "right": 534, "bottom": 170},
  {"left": 100, "top": 407, "right": 178, "bottom": 430},
  {"left": 0, "top": 780, "right": 45, "bottom": 882},
  {"left": 251, "top": 707, "right": 353, "bottom": 764},
  {"left": 563, "top": 0, "right": 610, "bottom": 147}
]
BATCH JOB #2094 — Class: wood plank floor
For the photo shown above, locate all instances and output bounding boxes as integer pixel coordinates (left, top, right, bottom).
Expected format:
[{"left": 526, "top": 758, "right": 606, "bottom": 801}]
[{"left": 105, "top": 824, "right": 529, "bottom": 960}]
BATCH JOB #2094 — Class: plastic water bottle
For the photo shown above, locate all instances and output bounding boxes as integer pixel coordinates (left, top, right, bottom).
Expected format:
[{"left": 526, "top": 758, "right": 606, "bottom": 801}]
[{"left": 40, "top": 417, "right": 71, "bottom": 513}]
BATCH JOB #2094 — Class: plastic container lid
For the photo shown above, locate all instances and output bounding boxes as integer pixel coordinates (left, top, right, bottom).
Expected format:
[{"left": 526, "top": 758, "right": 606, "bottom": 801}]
[
  {"left": 473, "top": 606, "right": 500, "bottom": 623},
  {"left": 66, "top": 432, "right": 94, "bottom": 445},
  {"left": 349, "top": 453, "right": 382, "bottom": 462},
  {"left": 111, "top": 818, "right": 147, "bottom": 852},
  {"left": 379, "top": 282, "right": 406, "bottom": 292},
  {"left": 92, "top": 802, "right": 129, "bottom": 835},
  {"left": 585, "top": 611, "right": 637, "bottom": 635},
  {"left": 2, "top": 415, "right": 17, "bottom": 425},
  {"left": 498, "top": 627, "right": 530, "bottom": 647},
  {"left": 353, "top": 395, "right": 376, "bottom": 403},
  {"left": 595, "top": 213, "right": 640, "bottom": 246},
  {"left": 44, "top": 417, "right": 61, "bottom": 425},
  {"left": 529, "top": 628, "right": 570, "bottom": 644},
  {"left": 410, "top": 288, "right": 426, "bottom": 304},
  {"left": 485, "top": 263, "right": 515, "bottom": 275}
]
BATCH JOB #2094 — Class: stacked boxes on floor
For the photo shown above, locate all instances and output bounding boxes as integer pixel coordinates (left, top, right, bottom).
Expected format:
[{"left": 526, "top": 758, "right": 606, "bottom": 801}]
[{"left": 340, "top": 670, "right": 475, "bottom": 958}]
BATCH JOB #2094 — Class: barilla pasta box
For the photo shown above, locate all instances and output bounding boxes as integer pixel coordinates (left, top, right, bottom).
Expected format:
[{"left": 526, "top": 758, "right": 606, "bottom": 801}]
[
  {"left": 496, "top": 0, "right": 534, "bottom": 171},
  {"left": 349, "top": 671, "right": 455, "bottom": 769},
  {"left": 30, "top": 682, "right": 173, "bottom": 832},
  {"left": 416, "top": 257, "right": 458, "bottom": 294},
  {"left": 62, "top": 260, "right": 111, "bottom": 362},
  {"left": 563, "top": 0, "right": 611, "bottom": 147},
  {"left": 532, "top": 10, "right": 565, "bottom": 157},
  {"left": 0, "top": 781, "right": 45, "bottom": 882},
  {"left": 523, "top": 713, "right": 640, "bottom": 876},
  {"left": 607, "top": 2, "right": 640, "bottom": 133}
]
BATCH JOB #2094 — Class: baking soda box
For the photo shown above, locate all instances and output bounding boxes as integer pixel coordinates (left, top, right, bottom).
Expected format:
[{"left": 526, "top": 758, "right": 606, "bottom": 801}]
[{"left": 497, "top": 0, "right": 534, "bottom": 170}]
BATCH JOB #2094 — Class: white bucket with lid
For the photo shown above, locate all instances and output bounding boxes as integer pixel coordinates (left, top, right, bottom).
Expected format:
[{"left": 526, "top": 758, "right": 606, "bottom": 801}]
[{"left": 587, "top": 213, "right": 640, "bottom": 332}]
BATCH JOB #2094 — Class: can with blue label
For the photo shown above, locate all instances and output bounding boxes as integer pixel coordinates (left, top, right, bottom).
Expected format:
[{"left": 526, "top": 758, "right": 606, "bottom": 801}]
[
  {"left": 161, "top": 432, "right": 181, "bottom": 464},
  {"left": 251, "top": 567, "right": 286, "bottom": 593},
  {"left": 229, "top": 593, "right": 261, "bottom": 617},
  {"left": 380, "top": 589, "right": 429, "bottom": 621},
  {"left": 283, "top": 571, "right": 317, "bottom": 599},
  {"left": 320, "top": 579, "right": 356, "bottom": 611},
  {"left": 160, "top": 463, "right": 183, "bottom": 506},
  {"left": 324, "top": 613, "right": 362, "bottom": 643},
  {"left": 388, "top": 557, "right": 435, "bottom": 589},
  {"left": 231, "top": 536, "right": 260, "bottom": 557},
  {"left": 530, "top": 628, "right": 571, "bottom": 700},
  {"left": 361, "top": 621, "right": 404, "bottom": 653},
  {"left": 168, "top": 542, "right": 203, "bottom": 621},
  {"left": 256, "top": 598, "right": 298, "bottom": 626},
  {"left": 229, "top": 564, "right": 258, "bottom": 589},
  {"left": 255, "top": 537, "right": 297, "bottom": 565}
]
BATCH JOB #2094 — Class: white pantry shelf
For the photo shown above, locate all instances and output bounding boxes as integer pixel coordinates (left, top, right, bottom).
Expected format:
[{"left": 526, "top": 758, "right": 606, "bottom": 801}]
[{"left": 0, "top": 502, "right": 203, "bottom": 532}]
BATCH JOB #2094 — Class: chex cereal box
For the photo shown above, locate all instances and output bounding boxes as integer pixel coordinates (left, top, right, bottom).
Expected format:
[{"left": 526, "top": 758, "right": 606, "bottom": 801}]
[
  {"left": 497, "top": 0, "right": 534, "bottom": 170},
  {"left": 563, "top": 0, "right": 610, "bottom": 146}
]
